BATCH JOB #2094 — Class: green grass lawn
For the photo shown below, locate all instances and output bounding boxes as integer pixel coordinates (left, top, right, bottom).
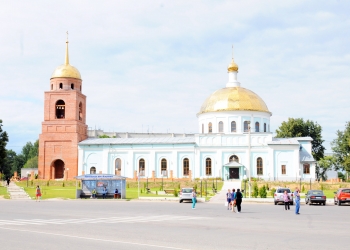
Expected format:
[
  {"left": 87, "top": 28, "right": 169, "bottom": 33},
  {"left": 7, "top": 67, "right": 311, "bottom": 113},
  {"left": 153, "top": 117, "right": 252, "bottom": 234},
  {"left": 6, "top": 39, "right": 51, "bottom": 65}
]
[
  {"left": 16, "top": 182, "right": 77, "bottom": 200},
  {"left": 0, "top": 185, "right": 10, "bottom": 199}
]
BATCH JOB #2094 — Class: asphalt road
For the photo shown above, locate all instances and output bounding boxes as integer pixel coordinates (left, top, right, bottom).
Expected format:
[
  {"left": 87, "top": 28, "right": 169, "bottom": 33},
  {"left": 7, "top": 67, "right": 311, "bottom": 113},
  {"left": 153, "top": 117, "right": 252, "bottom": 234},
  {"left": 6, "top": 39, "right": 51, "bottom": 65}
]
[{"left": 0, "top": 200, "right": 348, "bottom": 250}]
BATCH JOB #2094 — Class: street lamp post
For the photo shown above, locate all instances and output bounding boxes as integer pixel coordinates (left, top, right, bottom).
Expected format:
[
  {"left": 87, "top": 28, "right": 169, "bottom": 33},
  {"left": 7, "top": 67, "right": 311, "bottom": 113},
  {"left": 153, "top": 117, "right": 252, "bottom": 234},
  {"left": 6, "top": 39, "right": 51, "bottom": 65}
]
[
  {"left": 243, "top": 175, "right": 247, "bottom": 197},
  {"left": 247, "top": 121, "right": 251, "bottom": 198}
]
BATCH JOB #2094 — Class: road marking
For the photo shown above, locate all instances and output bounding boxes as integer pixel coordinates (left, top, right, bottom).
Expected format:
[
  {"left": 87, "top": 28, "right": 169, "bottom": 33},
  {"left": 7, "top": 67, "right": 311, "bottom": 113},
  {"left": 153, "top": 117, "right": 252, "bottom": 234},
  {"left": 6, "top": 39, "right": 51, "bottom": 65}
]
[
  {"left": 0, "top": 226, "right": 192, "bottom": 250},
  {"left": 0, "top": 215, "right": 207, "bottom": 226}
]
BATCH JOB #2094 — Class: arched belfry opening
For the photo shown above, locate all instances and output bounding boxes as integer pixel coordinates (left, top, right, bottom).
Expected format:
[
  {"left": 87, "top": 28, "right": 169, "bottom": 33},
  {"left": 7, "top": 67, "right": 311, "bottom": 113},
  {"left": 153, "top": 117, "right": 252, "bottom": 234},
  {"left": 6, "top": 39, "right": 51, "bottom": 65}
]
[
  {"left": 52, "top": 159, "right": 65, "bottom": 179},
  {"left": 56, "top": 100, "right": 65, "bottom": 119},
  {"left": 79, "top": 102, "right": 83, "bottom": 121}
]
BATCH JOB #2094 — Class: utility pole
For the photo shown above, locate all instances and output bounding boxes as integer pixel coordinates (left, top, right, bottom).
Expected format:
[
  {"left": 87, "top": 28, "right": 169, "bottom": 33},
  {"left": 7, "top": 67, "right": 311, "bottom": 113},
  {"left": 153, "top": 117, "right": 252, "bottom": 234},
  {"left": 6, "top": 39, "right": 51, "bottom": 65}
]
[{"left": 248, "top": 121, "right": 251, "bottom": 198}]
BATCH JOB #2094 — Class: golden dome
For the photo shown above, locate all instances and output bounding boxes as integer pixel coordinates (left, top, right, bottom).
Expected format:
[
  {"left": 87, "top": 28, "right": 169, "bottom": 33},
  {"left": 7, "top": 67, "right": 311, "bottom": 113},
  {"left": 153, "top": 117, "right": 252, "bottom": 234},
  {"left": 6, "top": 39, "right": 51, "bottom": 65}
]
[
  {"left": 51, "top": 64, "right": 81, "bottom": 79},
  {"left": 198, "top": 87, "right": 270, "bottom": 114},
  {"left": 51, "top": 39, "right": 81, "bottom": 80},
  {"left": 227, "top": 58, "right": 238, "bottom": 72}
]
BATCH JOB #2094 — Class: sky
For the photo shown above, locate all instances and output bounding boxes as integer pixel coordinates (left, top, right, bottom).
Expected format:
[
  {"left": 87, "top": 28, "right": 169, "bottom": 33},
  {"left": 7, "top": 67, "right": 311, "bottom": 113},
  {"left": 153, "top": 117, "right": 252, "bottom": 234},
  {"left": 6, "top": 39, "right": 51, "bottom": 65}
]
[{"left": 0, "top": 0, "right": 349, "bottom": 154}]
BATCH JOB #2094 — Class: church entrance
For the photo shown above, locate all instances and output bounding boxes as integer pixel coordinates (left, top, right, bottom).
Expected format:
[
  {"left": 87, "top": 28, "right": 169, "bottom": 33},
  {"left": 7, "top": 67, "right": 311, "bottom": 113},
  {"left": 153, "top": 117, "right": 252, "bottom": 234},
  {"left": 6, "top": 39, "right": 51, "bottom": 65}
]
[
  {"left": 229, "top": 168, "right": 239, "bottom": 179},
  {"left": 53, "top": 159, "right": 65, "bottom": 179}
]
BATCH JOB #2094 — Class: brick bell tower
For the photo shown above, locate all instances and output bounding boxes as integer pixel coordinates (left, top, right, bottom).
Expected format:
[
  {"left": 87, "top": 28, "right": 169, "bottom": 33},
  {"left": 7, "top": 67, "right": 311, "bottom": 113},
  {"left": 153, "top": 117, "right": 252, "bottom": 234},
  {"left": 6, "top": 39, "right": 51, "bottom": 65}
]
[{"left": 38, "top": 36, "right": 87, "bottom": 180}]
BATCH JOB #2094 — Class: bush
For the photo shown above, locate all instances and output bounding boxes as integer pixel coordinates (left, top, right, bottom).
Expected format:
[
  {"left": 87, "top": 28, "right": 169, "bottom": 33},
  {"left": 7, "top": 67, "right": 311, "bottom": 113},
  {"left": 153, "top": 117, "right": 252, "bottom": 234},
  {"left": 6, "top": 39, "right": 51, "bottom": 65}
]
[
  {"left": 174, "top": 189, "right": 178, "bottom": 197},
  {"left": 252, "top": 182, "right": 259, "bottom": 198},
  {"left": 47, "top": 181, "right": 50, "bottom": 186},
  {"left": 194, "top": 183, "right": 198, "bottom": 191},
  {"left": 302, "top": 185, "right": 305, "bottom": 192},
  {"left": 127, "top": 183, "right": 130, "bottom": 188},
  {"left": 270, "top": 188, "right": 276, "bottom": 197},
  {"left": 259, "top": 185, "right": 267, "bottom": 198},
  {"left": 62, "top": 182, "right": 65, "bottom": 187}
]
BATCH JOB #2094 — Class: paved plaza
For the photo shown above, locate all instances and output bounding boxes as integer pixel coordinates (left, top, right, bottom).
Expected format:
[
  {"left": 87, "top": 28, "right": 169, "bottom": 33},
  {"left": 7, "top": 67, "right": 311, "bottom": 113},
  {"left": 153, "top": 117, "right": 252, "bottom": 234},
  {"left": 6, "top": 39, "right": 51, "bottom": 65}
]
[{"left": 0, "top": 200, "right": 348, "bottom": 250}]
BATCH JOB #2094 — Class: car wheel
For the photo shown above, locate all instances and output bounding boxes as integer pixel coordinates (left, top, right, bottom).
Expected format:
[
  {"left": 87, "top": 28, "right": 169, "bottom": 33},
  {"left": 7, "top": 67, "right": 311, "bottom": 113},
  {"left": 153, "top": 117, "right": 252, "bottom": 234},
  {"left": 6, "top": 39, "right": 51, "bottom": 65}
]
[
  {"left": 334, "top": 199, "right": 337, "bottom": 205},
  {"left": 179, "top": 199, "right": 183, "bottom": 203},
  {"left": 274, "top": 201, "right": 277, "bottom": 205},
  {"left": 338, "top": 201, "right": 341, "bottom": 206},
  {"left": 323, "top": 202, "right": 326, "bottom": 206},
  {"left": 305, "top": 199, "right": 308, "bottom": 204},
  {"left": 308, "top": 201, "right": 312, "bottom": 206}
]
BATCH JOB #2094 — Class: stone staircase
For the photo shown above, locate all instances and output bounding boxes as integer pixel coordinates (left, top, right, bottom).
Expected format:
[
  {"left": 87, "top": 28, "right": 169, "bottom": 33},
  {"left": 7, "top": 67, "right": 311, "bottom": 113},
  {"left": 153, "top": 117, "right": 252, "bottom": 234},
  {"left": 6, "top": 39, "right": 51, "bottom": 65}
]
[
  {"left": 209, "top": 180, "right": 241, "bottom": 203},
  {"left": 7, "top": 182, "right": 31, "bottom": 200}
]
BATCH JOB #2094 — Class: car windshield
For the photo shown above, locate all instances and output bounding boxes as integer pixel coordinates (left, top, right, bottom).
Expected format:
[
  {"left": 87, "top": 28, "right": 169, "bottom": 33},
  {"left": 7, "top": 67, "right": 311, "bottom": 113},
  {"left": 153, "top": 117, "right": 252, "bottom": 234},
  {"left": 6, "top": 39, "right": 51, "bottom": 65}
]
[
  {"left": 182, "top": 189, "right": 192, "bottom": 193},
  {"left": 342, "top": 189, "right": 350, "bottom": 193},
  {"left": 278, "top": 189, "right": 291, "bottom": 193},
  {"left": 311, "top": 191, "right": 323, "bottom": 195}
]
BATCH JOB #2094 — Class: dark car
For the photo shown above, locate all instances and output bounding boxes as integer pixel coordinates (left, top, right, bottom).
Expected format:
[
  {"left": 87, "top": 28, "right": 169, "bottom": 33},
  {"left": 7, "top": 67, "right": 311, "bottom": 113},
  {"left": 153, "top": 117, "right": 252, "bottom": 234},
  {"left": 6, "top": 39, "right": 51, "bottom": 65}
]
[
  {"left": 305, "top": 190, "right": 326, "bottom": 206},
  {"left": 334, "top": 188, "right": 350, "bottom": 206}
]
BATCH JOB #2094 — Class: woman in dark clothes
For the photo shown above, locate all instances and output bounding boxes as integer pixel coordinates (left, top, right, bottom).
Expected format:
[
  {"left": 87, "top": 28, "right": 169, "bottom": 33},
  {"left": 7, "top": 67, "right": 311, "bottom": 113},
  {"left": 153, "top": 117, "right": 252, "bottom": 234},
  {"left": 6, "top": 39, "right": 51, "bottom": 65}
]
[{"left": 235, "top": 189, "right": 243, "bottom": 213}]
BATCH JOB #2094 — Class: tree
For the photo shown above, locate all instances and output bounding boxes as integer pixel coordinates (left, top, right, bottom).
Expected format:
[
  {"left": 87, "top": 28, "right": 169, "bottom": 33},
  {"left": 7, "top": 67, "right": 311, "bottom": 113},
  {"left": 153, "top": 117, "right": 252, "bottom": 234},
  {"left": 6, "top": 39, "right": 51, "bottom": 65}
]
[
  {"left": 23, "top": 156, "right": 38, "bottom": 169},
  {"left": 276, "top": 118, "right": 325, "bottom": 161},
  {"left": 317, "top": 156, "right": 335, "bottom": 181},
  {"left": 331, "top": 121, "right": 350, "bottom": 172},
  {"left": 0, "top": 119, "right": 9, "bottom": 178}
]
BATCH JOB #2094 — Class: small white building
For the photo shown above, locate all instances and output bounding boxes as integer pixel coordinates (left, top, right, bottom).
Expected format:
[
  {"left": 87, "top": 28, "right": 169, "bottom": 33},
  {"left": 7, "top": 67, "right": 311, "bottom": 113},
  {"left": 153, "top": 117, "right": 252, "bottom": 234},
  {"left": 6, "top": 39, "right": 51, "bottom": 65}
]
[{"left": 78, "top": 56, "right": 316, "bottom": 181}]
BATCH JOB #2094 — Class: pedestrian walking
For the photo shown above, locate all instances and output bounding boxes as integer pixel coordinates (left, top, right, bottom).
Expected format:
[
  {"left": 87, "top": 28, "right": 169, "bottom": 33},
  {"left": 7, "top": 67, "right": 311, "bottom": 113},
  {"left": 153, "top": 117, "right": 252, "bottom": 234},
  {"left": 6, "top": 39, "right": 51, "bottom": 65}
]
[
  {"left": 294, "top": 187, "right": 301, "bottom": 214},
  {"left": 102, "top": 187, "right": 107, "bottom": 199},
  {"left": 235, "top": 189, "right": 243, "bottom": 213},
  {"left": 231, "top": 189, "right": 236, "bottom": 213},
  {"left": 226, "top": 189, "right": 232, "bottom": 210},
  {"left": 283, "top": 190, "right": 290, "bottom": 211},
  {"left": 192, "top": 188, "right": 197, "bottom": 209},
  {"left": 6, "top": 178, "right": 10, "bottom": 186},
  {"left": 92, "top": 188, "right": 97, "bottom": 199},
  {"left": 36, "top": 185, "right": 41, "bottom": 202}
]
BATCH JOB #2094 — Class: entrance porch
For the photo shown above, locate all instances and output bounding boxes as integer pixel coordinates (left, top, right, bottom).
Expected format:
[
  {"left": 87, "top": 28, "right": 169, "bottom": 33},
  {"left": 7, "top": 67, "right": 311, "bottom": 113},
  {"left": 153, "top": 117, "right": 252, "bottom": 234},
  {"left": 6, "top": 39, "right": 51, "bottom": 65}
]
[{"left": 222, "top": 161, "right": 246, "bottom": 181}]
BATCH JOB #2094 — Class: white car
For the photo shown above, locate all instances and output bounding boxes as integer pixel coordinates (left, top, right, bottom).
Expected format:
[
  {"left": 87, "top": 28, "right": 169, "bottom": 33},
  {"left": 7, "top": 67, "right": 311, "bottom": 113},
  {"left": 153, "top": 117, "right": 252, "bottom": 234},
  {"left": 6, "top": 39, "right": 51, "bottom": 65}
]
[
  {"left": 179, "top": 187, "right": 194, "bottom": 203},
  {"left": 274, "top": 188, "right": 294, "bottom": 205}
]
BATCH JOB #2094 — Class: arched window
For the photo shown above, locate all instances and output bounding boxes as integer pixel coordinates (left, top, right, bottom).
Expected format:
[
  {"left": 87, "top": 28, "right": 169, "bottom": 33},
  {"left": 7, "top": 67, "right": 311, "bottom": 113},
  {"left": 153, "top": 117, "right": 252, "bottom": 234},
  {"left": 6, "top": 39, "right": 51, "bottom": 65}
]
[
  {"left": 255, "top": 122, "right": 260, "bottom": 132},
  {"left": 51, "top": 84, "right": 53, "bottom": 90},
  {"left": 79, "top": 102, "right": 83, "bottom": 121},
  {"left": 139, "top": 159, "right": 145, "bottom": 176},
  {"left": 264, "top": 123, "right": 267, "bottom": 132},
  {"left": 90, "top": 167, "right": 96, "bottom": 174},
  {"left": 161, "top": 158, "right": 167, "bottom": 176},
  {"left": 80, "top": 85, "right": 82, "bottom": 91},
  {"left": 303, "top": 163, "right": 310, "bottom": 174},
  {"left": 208, "top": 122, "right": 212, "bottom": 133},
  {"left": 59, "top": 83, "right": 63, "bottom": 89},
  {"left": 257, "top": 157, "right": 263, "bottom": 175},
  {"left": 56, "top": 100, "right": 65, "bottom": 119},
  {"left": 206, "top": 158, "right": 212, "bottom": 176},
  {"left": 183, "top": 158, "right": 189, "bottom": 176},
  {"left": 244, "top": 121, "right": 249, "bottom": 132},
  {"left": 231, "top": 121, "right": 236, "bottom": 132},
  {"left": 229, "top": 155, "right": 239, "bottom": 162},
  {"left": 71, "top": 83, "right": 74, "bottom": 89},
  {"left": 218, "top": 121, "right": 224, "bottom": 133},
  {"left": 202, "top": 124, "right": 204, "bottom": 134},
  {"left": 115, "top": 158, "right": 121, "bottom": 175}
]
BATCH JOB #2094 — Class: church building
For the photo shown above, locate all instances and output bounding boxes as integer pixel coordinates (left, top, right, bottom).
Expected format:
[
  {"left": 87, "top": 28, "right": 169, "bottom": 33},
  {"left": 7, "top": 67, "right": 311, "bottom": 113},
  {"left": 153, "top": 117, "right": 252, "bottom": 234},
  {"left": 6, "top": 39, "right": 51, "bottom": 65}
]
[{"left": 39, "top": 39, "right": 316, "bottom": 181}]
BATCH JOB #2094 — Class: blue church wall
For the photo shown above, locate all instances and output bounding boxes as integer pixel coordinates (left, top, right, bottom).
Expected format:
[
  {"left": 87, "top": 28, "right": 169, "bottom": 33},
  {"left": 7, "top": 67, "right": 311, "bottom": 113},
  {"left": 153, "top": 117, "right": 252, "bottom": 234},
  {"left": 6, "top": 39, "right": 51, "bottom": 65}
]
[
  {"left": 177, "top": 152, "right": 195, "bottom": 178},
  {"left": 199, "top": 151, "right": 217, "bottom": 177},
  {"left": 251, "top": 152, "right": 268, "bottom": 177},
  {"left": 273, "top": 150, "right": 295, "bottom": 181}
]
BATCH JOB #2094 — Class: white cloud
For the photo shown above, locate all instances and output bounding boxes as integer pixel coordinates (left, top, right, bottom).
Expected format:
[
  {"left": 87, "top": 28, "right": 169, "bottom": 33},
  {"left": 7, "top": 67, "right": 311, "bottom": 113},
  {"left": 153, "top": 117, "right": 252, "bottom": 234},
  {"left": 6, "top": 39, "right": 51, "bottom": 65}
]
[{"left": 0, "top": 0, "right": 349, "bottom": 153}]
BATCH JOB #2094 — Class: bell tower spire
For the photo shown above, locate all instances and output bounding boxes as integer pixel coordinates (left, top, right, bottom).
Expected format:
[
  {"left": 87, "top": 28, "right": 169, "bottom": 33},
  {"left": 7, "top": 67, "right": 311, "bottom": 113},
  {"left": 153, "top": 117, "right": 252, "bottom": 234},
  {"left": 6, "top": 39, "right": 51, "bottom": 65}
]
[{"left": 65, "top": 31, "right": 69, "bottom": 65}]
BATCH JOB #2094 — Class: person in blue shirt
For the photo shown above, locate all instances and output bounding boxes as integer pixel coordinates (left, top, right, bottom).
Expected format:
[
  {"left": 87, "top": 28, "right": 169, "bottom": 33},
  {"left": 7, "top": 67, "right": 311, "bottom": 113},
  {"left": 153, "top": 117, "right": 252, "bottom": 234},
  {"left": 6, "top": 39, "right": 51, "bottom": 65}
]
[
  {"left": 231, "top": 189, "right": 236, "bottom": 213},
  {"left": 294, "top": 187, "right": 301, "bottom": 214}
]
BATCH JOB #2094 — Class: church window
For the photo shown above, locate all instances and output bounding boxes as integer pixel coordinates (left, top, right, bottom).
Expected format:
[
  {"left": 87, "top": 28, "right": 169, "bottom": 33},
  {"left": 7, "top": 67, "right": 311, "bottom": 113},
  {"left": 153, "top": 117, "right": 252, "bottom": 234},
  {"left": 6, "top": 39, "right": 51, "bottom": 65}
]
[
  {"left": 206, "top": 158, "right": 212, "bottom": 176},
  {"left": 229, "top": 155, "right": 239, "bottom": 162},
  {"left": 55, "top": 100, "right": 65, "bottom": 119},
  {"left": 115, "top": 158, "right": 121, "bottom": 175},
  {"left": 59, "top": 83, "right": 63, "bottom": 89},
  {"left": 218, "top": 121, "right": 224, "bottom": 133},
  {"left": 71, "top": 83, "right": 74, "bottom": 89},
  {"left": 281, "top": 165, "right": 286, "bottom": 175},
  {"left": 161, "top": 158, "right": 167, "bottom": 176},
  {"left": 264, "top": 123, "right": 267, "bottom": 132},
  {"left": 79, "top": 102, "right": 83, "bottom": 121},
  {"left": 208, "top": 122, "right": 212, "bottom": 133},
  {"left": 51, "top": 84, "right": 53, "bottom": 90},
  {"left": 183, "top": 158, "right": 189, "bottom": 176},
  {"left": 257, "top": 157, "right": 263, "bottom": 175},
  {"left": 303, "top": 163, "right": 310, "bottom": 174},
  {"left": 202, "top": 124, "right": 204, "bottom": 134},
  {"left": 244, "top": 121, "right": 249, "bottom": 132},
  {"left": 90, "top": 167, "right": 96, "bottom": 174},
  {"left": 139, "top": 158, "right": 145, "bottom": 176},
  {"left": 255, "top": 122, "right": 260, "bottom": 132},
  {"left": 80, "top": 85, "right": 82, "bottom": 91},
  {"left": 231, "top": 121, "right": 236, "bottom": 132}
]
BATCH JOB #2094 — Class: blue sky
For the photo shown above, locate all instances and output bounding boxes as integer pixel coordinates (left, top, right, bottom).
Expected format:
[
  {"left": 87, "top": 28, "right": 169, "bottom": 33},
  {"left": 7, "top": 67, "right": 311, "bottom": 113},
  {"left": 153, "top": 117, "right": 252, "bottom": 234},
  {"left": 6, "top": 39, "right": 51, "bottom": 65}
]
[{"left": 0, "top": 0, "right": 349, "bottom": 153}]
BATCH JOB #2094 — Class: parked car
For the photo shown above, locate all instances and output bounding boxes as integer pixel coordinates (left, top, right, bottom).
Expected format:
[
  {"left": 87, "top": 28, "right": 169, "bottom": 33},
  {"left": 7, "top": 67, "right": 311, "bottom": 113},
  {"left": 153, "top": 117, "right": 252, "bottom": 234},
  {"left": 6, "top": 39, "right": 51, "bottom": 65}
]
[
  {"left": 334, "top": 188, "right": 350, "bottom": 206},
  {"left": 305, "top": 190, "right": 326, "bottom": 205},
  {"left": 179, "top": 187, "right": 194, "bottom": 203},
  {"left": 274, "top": 188, "right": 294, "bottom": 205}
]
